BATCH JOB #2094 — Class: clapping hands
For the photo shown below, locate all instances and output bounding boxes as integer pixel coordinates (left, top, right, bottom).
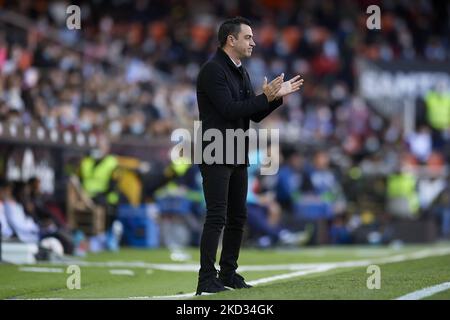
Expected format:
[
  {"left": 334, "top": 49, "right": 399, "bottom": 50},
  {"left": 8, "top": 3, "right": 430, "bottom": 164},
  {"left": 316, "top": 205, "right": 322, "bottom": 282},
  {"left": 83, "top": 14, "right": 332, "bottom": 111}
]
[{"left": 262, "top": 73, "right": 304, "bottom": 102}]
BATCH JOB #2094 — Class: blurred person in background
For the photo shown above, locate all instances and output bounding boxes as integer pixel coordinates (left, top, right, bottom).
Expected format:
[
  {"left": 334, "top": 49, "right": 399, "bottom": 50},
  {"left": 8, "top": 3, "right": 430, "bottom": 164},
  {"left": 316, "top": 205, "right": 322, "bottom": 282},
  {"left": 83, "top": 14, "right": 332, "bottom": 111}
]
[
  {"left": 0, "top": 179, "right": 39, "bottom": 244},
  {"left": 297, "top": 150, "right": 346, "bottom": 220},
  {"left": 26, "top": 177, "right": 74, "bottom": 254},
  {"left": 433, "top": 188, "right": 450, "bottom": 240},
  {"left": 79, "top": 134, "right": 121, "bottom": 250},
  {"left": 276, "top": 146, "right": 305, "bottom": 214},
  {"left": 386, "top": 156, "right": 420, "bottom": 219},
  {"left": 424, "top": 83, "right": 450, "bottom": 150},
  {"left": 247, "top": 150, "right": 311, "bottom": 248},
  {"left": 0, "top": 180, "right": 14, "bottom": 241},
  {"left": 18, "top": 177, "right": 74, "bottom": 254},
  {"left": 154, "top": 159, "right": 202, "bottom": 254}
]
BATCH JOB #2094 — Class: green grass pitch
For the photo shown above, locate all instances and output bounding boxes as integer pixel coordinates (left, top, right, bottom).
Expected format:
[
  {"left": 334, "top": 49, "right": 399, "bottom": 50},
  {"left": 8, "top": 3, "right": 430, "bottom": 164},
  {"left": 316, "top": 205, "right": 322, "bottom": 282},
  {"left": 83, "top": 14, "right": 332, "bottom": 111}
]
[{"left": 1, "top": 242, "right": 449, "bottom": 300}]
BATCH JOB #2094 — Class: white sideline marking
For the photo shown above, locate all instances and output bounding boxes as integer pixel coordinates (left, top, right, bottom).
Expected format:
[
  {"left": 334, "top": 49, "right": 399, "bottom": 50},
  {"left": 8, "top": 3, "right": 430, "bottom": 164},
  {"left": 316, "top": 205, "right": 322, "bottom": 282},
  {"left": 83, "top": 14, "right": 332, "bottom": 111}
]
[
  {"left": 47, "top": 247, "right": 450, "bottom": 273},
  {"left": 27, "top": 247, "right": 450, "bottom": 299},
  {"left": 395, "top": 282, "right": 450, "bottom": 300},
  {"left": 19, "top": 267, "right": 64, "bottom": 273},
  {"left": 247, "top": 265, "right": 334, "bottom": 286},
  {"left": 128, "top": 267, "right": 327, "bottom": 300},
  {"left": 139, "top": 293, "right": 196, "bottom": 299},
  {"left": 109, "top": 269, "right": 135, "bottom": 276},
  {"left": 27, "top": 298, "right": 64, "bottom": 300}
]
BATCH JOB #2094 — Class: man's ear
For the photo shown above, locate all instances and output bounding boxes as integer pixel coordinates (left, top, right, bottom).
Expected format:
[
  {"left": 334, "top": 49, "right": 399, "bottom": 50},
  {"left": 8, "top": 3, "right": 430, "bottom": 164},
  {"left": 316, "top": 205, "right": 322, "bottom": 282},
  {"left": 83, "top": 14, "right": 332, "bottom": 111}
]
[{"left": 228, "top": 35, "right": 235, "bottom": 46}]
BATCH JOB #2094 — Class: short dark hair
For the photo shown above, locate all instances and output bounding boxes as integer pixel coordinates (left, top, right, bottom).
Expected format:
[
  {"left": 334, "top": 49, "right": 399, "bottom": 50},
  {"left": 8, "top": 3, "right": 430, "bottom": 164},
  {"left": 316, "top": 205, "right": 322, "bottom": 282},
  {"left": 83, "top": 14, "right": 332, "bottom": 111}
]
[{"left": 218, "top": 16, "right": 251, "bottom": 48}]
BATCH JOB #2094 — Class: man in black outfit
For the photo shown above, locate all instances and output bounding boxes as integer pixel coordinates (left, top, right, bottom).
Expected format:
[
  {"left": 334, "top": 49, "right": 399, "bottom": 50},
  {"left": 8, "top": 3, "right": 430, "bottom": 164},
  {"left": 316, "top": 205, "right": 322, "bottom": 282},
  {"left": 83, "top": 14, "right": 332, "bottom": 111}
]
[{"left": 195, "top": 17, "right": 304, "bottom": 295}]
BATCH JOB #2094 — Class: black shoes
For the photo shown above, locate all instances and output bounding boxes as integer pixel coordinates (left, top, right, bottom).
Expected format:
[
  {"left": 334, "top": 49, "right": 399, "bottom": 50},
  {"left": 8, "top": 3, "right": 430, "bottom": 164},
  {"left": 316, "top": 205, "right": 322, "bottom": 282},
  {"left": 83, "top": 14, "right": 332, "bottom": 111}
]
[
  {"left": 196, "top": 277, "right": 229, "bottom": 296},
  {"left": 219, "top": 273, "right": 253, "bottom": 289},
  {"left": 196, "top": 273, "right": 253, "bottom": 295}
]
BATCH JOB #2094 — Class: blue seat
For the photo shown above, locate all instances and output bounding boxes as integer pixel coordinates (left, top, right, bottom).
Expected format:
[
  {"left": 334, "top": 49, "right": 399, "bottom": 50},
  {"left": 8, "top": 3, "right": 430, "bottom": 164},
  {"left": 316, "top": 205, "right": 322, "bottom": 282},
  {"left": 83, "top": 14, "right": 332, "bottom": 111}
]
[
  {"left": 117, "top": 204, "right": 159, "bottom": 248},
  {"left": 156, "top": 196, "right": 192, "bottom": 215},
  {"left": 294, "top": 200, "right": 333, "bottom": 220}
]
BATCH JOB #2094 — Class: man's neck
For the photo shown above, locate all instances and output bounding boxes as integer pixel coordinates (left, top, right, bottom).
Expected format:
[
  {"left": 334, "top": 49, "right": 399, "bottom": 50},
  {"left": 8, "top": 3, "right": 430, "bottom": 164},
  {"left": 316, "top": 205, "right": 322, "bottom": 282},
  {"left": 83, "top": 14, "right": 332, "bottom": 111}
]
[{"left": 222, "top": 47, "right": 241, "bottom": 67}]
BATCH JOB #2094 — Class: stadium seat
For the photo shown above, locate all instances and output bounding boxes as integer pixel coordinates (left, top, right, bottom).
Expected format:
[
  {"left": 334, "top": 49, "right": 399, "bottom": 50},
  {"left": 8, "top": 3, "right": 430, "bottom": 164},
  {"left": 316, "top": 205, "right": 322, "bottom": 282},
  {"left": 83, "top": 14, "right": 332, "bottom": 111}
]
[{"left": 117, "top": 204, "right": 159, "bottom": 248}]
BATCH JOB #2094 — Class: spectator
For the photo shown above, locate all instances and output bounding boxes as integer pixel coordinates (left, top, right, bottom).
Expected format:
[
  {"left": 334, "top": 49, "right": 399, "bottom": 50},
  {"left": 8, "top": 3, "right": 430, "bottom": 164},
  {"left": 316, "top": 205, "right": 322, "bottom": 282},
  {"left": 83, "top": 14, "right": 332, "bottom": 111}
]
[
  {"left": 276, "top": 147, "right": 304, "bottom": 213},
  {"left": 248, "top": 150, "right": 311, "bottom": 247},
  {"left": 0, "top": 186, "right": 14, "bottom": 240},
  {"left": 0, "top": 179, "right": 40, "bottom": 244},
  {"left": 297, "top": 150, "right": 346, "bottom": 220}
]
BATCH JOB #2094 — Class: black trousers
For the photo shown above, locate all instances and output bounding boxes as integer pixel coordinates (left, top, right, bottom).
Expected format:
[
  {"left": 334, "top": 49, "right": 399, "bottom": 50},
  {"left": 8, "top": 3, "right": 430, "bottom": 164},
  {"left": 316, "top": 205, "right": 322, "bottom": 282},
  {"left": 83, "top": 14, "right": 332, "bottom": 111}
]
[{"left": 198, "top": 164, "right": 248, "bottom": 282}]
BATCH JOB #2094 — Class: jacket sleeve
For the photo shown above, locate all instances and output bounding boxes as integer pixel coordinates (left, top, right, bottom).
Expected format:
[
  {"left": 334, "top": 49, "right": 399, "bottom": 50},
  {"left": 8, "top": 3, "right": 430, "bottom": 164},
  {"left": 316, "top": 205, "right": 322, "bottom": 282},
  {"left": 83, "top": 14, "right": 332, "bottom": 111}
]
[
  {"left": 198, "top": 62, "right": 273, "bottom": 121},
  {"left": 245, "top": 70, "right": 283, "bottom": 123},
  {"left": 249, "top": 98, "right": 283, "bottom": 123}
]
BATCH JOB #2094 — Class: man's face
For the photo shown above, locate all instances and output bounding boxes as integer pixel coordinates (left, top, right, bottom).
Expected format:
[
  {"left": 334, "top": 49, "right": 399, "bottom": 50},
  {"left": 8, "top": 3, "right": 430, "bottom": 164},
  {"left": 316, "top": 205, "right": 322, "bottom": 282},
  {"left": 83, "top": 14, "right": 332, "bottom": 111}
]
[
  {"left": 314, "top": 152, "right": 330, "bottom": 170},
  {"left": 230, "top": 24, "right": 255, "bottom": 58}
]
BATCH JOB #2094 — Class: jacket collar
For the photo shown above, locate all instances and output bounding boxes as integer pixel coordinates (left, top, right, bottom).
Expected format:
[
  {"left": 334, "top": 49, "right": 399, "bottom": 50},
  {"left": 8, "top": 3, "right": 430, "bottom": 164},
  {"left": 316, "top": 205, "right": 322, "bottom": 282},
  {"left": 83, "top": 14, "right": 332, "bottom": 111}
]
[{"left": 215, "top": 47, "right": 242, "bottom": 71}]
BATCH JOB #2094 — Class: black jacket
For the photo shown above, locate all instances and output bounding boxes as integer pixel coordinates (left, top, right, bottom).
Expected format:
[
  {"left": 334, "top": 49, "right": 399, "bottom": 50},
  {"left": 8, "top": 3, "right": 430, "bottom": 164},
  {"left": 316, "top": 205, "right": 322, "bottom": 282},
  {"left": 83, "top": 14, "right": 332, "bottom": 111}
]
[{"left": 196, "top": 47, "right": 283, "bottom": 166}]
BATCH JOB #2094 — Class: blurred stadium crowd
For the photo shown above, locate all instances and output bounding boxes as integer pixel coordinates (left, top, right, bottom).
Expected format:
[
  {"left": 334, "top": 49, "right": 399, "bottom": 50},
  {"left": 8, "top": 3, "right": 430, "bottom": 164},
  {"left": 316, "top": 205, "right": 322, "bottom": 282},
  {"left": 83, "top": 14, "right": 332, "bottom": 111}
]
[{"left": 1, "top": 0, "right": 450, "bottom": 256}]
